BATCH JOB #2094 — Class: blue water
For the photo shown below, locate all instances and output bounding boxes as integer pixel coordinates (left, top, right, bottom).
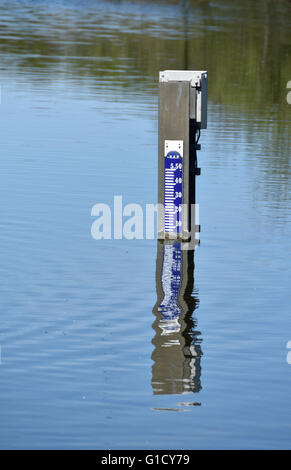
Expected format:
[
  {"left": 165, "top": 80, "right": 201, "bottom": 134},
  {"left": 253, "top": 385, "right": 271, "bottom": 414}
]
[{"left": 0, "top": 0, "right": 291, "bottom": 449}]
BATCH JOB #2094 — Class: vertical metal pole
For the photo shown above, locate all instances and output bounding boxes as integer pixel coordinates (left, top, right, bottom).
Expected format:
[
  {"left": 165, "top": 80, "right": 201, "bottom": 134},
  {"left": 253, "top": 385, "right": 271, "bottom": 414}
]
[{"left": 158, "top": 81, "right": 191, "bottom": 240}]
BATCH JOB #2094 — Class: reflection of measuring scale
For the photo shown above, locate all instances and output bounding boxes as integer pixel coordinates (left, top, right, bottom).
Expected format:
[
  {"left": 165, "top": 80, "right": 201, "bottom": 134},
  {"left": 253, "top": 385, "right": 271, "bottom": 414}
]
[
  {"left": 164, "top": 141, "right": 183, "bottom": 236},
  {"left": 158, "top": 242, "right": 182, "bottom": 334},
  {"left": 152, "top": 240, "right": 202, "bottom": 395}
]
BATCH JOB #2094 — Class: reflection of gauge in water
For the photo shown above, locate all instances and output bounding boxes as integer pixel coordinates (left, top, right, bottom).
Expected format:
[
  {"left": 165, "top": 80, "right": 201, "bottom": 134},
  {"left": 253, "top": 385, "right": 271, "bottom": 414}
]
[
  {"left": 164, "top": 140, "right": 183, "bottom": 235},
  {"left": 158, "top": 242, "right": 182, "bottom": 333}
]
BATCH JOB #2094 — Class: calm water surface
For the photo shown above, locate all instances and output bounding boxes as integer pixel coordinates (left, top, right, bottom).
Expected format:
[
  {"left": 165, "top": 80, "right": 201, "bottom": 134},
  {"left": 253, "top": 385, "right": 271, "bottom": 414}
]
[{"left": 0, "top": 0, "right": 291, "bottom": 449}]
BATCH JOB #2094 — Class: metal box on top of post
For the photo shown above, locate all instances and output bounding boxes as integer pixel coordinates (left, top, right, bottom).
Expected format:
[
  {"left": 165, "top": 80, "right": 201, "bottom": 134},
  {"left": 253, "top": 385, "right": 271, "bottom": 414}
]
[{"left": 158, "top": 70, "right": 208, "bottom": 241}]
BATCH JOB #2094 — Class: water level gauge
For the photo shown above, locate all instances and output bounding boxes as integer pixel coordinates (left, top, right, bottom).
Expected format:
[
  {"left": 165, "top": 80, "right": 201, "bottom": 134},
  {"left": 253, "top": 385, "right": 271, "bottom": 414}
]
[{"left": 164, "top": 140, "right": 183, "bottom": 236}]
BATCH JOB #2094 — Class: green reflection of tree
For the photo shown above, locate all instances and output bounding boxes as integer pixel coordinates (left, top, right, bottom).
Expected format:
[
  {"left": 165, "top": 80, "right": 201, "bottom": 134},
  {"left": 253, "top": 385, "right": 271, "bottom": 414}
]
[{"left": 1, "top": 0, "right": 291, "bottom": 109}]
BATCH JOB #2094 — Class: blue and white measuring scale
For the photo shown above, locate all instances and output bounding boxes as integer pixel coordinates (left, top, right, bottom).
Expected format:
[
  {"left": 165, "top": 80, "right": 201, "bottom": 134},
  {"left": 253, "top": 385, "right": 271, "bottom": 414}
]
[{"left": 164, "top": 140, "right": 183, "bottom": 236}]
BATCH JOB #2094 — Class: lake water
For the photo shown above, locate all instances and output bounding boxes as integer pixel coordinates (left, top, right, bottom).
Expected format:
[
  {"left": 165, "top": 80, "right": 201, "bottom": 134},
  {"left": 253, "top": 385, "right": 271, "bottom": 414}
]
[{"left": 0, "top": 0, "right": 291, "bottom": 450}]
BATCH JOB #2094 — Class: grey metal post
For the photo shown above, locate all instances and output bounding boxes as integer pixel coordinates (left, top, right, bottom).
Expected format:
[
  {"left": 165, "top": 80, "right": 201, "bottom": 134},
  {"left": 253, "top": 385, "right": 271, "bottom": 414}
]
[{"left": 158, "top": 70, "right": 208, "bottom": 241}]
